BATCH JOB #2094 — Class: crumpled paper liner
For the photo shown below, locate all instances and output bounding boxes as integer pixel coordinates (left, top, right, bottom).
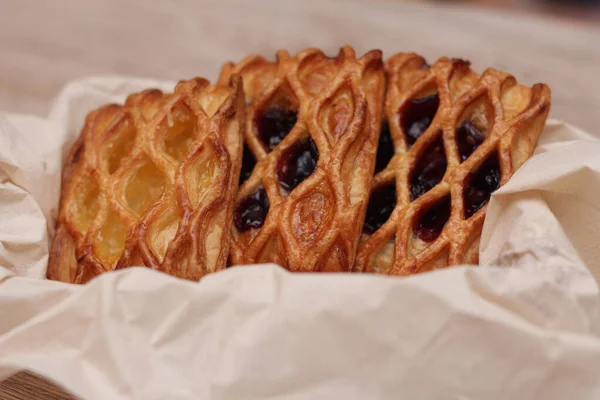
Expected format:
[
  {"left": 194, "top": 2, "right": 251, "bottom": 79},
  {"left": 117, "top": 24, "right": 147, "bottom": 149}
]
[{"left": 0, "top": 77, "right": 599, "bottom": 399}]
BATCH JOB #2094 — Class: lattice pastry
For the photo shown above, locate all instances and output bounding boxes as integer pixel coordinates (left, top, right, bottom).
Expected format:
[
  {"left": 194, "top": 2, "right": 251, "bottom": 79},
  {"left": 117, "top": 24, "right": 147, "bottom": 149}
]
[
  {"left": 354, "top": 53, "right": 551, "bottom": 275},
  {"left": 48, "top": 77, "right": 244, "bottom": 283},
  {"left": 218, "top": 46, "right": 385, "bottom": 272}
]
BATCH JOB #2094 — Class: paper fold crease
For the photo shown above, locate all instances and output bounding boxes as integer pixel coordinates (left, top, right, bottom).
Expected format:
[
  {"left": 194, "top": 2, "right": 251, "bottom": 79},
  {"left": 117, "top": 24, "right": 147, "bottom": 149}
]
[{"left": 1, "top": 77, "right": 599, "bottom": 399}]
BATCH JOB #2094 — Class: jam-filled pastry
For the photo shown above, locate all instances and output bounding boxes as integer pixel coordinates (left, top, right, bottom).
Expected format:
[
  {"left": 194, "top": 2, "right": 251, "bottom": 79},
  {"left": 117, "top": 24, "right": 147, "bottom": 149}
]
[
  {"left": 47, "top": 77, "right": 245, "bottom": 283},
  {"left": 218, "top": 46, "right": 385, "bottom": 272},
  {"left": 354, "top": 54, "right": 551, "bottom": 275}
]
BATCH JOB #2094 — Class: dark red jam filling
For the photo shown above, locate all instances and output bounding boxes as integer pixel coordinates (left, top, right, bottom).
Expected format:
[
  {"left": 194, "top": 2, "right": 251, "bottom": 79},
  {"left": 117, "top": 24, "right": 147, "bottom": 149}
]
[
  {"left": 363, "top": 182, "right": 396, "bottom": 234},
  {"left": 456, "top": 121, "right": 486, "bottom": 162},
  {"left": 234, "top": 186, "right": 270, "bottom": 232},
  {"left": 239, "top": 144, "right": 257, "bottom": 185},
  {"left": 277, "top": 138, "right": 318, "bottom": 192},
  {"left": 463, "top": 154, "right": 500, "bottom": 218},
  {"left": 399, "top": 94, "right": 440, "bottom": 145},
  {"left": 414, "top": 196, "right": 451, "bottom": 242},
  {"left": 254, "top": 106, "right": 298, "bottom": 151},
  {"left": 374, "top": 121, "right": 394, "bottom": 174},
  {"left": 410, "top": 137, "right": 447, "bottom": 201}
]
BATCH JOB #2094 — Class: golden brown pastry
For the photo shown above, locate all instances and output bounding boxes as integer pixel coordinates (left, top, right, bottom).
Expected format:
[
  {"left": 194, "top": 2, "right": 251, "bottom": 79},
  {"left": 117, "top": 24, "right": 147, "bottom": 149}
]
[
  {"left": 48, "top": 47, "right": 551, "bottom": 282},
  {"left": 354, "top": 54, "right": 551, "bottom": 275},
  {"left": 48, "top": 77, "right": 244, "bottom": 283},
  {"left": 218, "top": 46, "right": 385, "bottom": 272}
]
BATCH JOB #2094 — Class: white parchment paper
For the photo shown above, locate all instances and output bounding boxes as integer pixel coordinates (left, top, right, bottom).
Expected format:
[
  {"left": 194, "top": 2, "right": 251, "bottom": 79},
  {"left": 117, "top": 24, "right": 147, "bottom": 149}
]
[{"left": 0, "top": 77, "right": 599, "bottom": 400}]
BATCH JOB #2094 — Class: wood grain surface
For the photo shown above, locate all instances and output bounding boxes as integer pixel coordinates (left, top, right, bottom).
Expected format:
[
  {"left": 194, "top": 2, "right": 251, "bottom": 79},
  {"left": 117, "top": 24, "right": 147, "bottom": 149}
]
[
  {"left": 1, "top": 0, "right": 599, "bottom": 398},
  {"left": 0, "top": 373, "right": 76, "bottom": 400}
]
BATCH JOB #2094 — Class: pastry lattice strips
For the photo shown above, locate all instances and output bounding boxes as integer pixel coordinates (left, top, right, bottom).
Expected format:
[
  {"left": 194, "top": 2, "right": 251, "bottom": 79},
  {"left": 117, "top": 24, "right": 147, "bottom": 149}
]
[
  {"left": 48, "top": 47, "right": 551, "bottom": 283},
  {"left": 48, "top": 78, "right": 244, "bottom": 283},
  {"left": 218, "top": 46, "right": 385, "bottom": 272},
  {"left": 354, "top": 54, "right": 551, "bottom": 275}
]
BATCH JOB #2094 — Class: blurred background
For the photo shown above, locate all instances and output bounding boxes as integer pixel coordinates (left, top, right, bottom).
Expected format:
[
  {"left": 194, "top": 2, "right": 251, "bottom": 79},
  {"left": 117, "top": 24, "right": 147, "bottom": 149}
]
[
  {"left": 0, "top": 0, "right": 598, "bottom": 134},
  {"left": 431, "top": 0, "right": 600, "bottom": 20},
  {"left": 1, "top": 0, "right": 599, "bottom": 129},
  {"left": 0, "top": 0, "right": 599, "bottom": 398}
]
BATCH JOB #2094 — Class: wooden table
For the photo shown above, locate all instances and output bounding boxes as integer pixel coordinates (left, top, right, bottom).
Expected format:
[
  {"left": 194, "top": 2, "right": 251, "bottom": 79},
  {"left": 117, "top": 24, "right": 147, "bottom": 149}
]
[{"left": 1, "top": 0, "right": 599, "bottom": 398}]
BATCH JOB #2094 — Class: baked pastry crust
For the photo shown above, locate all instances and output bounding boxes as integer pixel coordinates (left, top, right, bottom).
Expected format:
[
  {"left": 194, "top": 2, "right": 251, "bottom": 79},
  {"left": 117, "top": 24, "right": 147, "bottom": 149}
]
[
  {"left": 219, "top": 46, "right": 385, "bottom": 272},
  {"left": 48, "top": 48, "right": 551, "bottom": 281},
  {"left": 48, "top": 77, "right": 244, "bottom": 283},
  {"left": 354, "top": 54, "right": 551, "bottom": 275}
]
